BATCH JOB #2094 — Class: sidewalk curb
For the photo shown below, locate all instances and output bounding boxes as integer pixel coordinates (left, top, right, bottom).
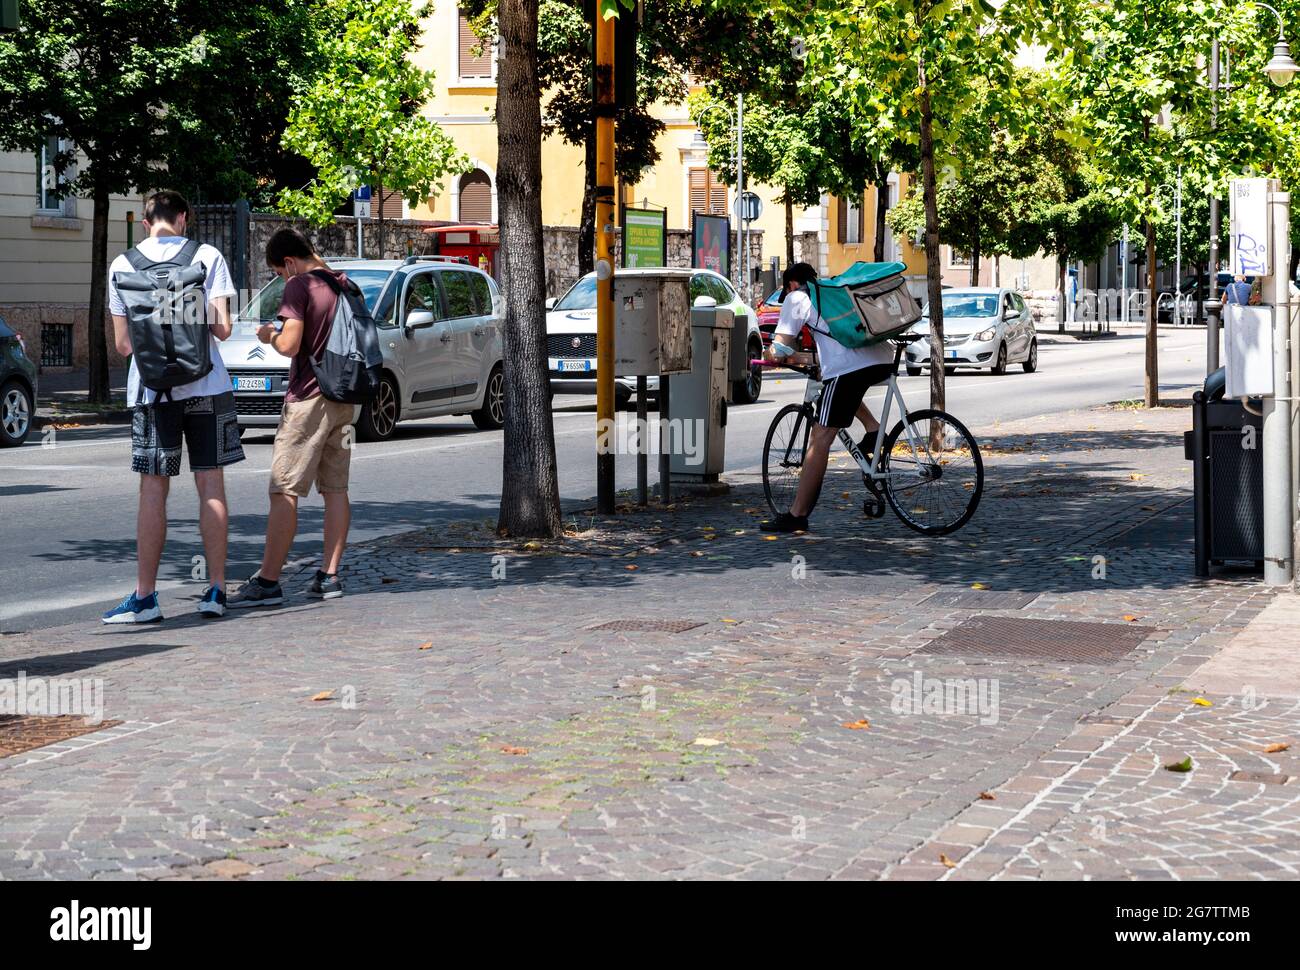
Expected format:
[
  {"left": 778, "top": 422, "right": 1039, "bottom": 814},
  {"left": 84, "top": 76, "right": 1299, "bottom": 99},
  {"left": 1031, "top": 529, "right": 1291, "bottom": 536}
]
[{"left": 34, "top": 409, "right": 133, "bottom": 429}]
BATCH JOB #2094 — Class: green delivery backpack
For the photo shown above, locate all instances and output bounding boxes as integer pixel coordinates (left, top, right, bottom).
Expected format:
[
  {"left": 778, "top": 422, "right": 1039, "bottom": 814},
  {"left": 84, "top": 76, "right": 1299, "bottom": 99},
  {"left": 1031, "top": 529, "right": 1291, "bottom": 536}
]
[{"left": 806, "top": 261, "right": 923, "bottom": 349}]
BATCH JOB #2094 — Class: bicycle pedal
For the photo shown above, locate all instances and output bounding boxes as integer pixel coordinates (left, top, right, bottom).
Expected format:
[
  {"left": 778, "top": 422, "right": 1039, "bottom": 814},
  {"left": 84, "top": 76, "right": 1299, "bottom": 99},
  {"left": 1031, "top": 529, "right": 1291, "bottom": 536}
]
[{"left": 862, "top": 498, "right": 886, "bottom": 519}]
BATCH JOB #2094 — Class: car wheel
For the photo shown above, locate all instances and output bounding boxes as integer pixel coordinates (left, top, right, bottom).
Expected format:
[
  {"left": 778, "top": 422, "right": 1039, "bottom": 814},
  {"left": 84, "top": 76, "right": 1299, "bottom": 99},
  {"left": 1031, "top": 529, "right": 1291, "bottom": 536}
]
[
  {"left": 0, "top": 379, "right": 33, "bottom": 448},
  {"left": 1022, "top": 338, "right": 1038, "bottom": 373},
  {"left": 990, "top": 342, "right": 1008, "bottom": 375},
  {"left": 732, "top": 339, "right": 763, "bottom": 404},
  {"left": 472, "top": 365, "right": 506, "bottom": 430},
  {"left": 905, "top": 365, "right": 923, "bottom": 377},
  {"left": 357, "top": 373, "right": 399, "bottom": 441}
]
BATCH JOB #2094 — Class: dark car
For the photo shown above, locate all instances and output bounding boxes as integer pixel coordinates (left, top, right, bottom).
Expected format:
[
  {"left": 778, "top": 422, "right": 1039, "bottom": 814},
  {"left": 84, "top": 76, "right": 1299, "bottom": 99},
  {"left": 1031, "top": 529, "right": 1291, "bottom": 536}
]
[{"left": 0, "top": 316, "right": 37, "bottom": 447}]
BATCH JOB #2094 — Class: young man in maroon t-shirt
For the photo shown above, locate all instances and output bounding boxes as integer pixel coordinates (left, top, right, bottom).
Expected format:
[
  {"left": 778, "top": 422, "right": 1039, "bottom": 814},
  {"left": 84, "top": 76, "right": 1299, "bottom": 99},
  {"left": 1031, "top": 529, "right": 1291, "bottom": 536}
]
[{"left": 229, "top": 228, "right": 354, "bottom": 607}]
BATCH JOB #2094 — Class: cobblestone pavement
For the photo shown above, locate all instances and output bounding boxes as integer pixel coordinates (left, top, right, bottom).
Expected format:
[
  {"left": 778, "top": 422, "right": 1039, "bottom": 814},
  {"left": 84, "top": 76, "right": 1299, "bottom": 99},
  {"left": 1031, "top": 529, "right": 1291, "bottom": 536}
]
[{"left": 1, "top": 403, "right": 1293, "bottom": 880}]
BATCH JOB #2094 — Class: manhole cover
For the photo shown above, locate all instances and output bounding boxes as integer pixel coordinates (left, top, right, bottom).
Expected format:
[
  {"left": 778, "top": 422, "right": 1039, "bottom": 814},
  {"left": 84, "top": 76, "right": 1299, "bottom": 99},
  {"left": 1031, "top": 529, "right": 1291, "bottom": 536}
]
[
  {"left": 0, "top": 715, "right": 123, "bottom": 759},
  {"left": 918, "top": 616, "right": 1156, "bottom": 664},
  {"left": 917, "top": 590, "right": 1039, "bottom": 610},
  {"left": 588, "top": 619, "right": 706, "bottom": 633}
]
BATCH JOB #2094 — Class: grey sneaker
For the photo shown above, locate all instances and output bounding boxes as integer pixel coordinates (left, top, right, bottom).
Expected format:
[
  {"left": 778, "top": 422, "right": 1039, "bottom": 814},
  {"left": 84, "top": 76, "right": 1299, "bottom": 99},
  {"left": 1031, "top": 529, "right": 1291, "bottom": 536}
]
[
  {"left": 308, "top": 570, "right": 343, "bottom": 600},
  {"left": 227, "top": 573, "right": 284, "bottom": 609}
]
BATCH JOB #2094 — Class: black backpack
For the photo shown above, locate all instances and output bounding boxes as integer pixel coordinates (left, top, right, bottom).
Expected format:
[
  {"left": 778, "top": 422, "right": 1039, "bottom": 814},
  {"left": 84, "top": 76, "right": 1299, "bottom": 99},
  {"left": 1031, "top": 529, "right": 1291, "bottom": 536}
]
[
  {"left": 112, "top": 239, "right": 212, "bottom": 402},
  {"left": 306, "top": 270, "right": 382, "bottom": 404}
]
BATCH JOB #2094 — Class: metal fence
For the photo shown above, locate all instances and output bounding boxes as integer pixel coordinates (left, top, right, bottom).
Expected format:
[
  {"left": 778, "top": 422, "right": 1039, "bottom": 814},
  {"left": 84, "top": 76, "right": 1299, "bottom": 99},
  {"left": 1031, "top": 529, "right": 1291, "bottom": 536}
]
[{"left": 190, "top": 200, "right": 251, "bottom": 294}]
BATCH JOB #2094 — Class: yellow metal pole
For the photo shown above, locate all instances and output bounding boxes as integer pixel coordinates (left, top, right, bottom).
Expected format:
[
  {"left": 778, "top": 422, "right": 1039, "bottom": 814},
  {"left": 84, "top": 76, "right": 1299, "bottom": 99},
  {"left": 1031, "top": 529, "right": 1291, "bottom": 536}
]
[{"left": 595, "top": 8, "right": 616, "bottom": 513}]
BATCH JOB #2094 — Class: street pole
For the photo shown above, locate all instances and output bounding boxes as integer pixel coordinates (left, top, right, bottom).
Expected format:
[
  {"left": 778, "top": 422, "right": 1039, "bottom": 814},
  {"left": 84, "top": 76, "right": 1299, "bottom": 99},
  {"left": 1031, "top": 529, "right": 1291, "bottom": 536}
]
[
  {"left": 1265, "top": 188, "right": 1295, "bottom": 585},
  {"left": 1121, "top": 223, "right": 1129, "bottom": 326},
  {"left": 595, "top": 10, "right": 616, "bottom": 514},
  {"left": 1208, "top": 39, "right": 1222, "bottom": 373},
  {"left": 736, "top": 93, "right": 745, "bottom": 297},
  {"left": 1175, "top": 167, "right": 1183, "bottom": 324}
]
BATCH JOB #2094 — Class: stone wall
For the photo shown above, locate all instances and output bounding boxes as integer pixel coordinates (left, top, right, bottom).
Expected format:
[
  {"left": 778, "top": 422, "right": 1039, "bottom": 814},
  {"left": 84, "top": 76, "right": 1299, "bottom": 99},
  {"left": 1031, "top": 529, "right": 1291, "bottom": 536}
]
[{"left": 0, "top": 304, "right": 127, "bottom": 372}]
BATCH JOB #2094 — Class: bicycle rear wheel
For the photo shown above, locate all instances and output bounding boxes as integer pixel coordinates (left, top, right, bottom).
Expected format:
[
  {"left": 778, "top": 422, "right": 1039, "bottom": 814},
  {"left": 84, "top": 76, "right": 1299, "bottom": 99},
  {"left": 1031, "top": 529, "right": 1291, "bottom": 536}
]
[
  {"left": 878, "top": 408, "right": 983, "bottom": 535},
  {"left": 762, "top": 403, "right": 813, "bottom": 516}
]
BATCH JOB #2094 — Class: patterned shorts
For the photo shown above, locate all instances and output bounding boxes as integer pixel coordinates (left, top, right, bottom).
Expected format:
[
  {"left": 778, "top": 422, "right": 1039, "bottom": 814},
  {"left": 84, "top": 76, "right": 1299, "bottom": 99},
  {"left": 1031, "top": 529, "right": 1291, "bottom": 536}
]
[{"left": 131, "top": 392, "right": 245, "bottom": 477}]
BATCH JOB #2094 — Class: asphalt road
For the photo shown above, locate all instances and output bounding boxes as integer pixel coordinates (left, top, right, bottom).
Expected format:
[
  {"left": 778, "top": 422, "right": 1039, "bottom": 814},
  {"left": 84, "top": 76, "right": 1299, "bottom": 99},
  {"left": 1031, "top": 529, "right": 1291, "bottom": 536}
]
[{"left": 0, "top": 329, "right": 1209, "bottom": 632}]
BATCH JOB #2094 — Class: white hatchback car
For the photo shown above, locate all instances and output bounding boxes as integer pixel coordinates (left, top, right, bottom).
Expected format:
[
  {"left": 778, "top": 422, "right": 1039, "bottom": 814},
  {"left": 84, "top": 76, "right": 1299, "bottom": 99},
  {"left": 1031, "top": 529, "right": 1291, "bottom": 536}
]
[
  {"left": 544, "top": 267, "right": 767, "bottom": 406},
  {"left": 905, "top": 287, "right": 1039, "bottom": 375},
  {"left": 222, "top": 256, "right": 505, "bottom": 440}
]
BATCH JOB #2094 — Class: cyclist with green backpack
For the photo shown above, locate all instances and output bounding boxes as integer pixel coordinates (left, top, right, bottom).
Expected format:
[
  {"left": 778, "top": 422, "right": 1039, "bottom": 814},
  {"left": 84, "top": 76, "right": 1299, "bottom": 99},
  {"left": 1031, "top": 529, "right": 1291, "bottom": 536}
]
[{"left": 761, "top": 262, "right": 894, "bottom": 533}]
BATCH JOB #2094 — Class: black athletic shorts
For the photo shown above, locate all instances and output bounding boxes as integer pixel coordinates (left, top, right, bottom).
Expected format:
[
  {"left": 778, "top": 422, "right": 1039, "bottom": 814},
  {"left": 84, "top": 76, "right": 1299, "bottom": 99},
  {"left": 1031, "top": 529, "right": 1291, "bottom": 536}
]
[
  {"left": 816, "top": 363, "right": 894, "bottom": 429},
  {"left": 131, "top": 391, "right": 245, "bottom": 476}
]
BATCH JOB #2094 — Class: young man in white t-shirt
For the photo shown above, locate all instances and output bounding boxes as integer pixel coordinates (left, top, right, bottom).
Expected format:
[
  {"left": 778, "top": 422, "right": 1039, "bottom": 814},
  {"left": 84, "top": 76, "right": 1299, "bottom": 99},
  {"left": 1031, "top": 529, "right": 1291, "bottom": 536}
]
[
  {"left": 762, "top": 262, "right": 894, "bottom": 532},
  {"left": 102, "top": 190, "right": 244, "bottom": 623}
]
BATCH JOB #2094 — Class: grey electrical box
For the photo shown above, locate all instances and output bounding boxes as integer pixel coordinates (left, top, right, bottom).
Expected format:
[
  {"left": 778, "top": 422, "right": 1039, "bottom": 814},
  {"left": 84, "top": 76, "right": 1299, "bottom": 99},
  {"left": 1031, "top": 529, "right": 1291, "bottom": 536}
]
[
  {"left": 613, "top": 274, "right": 692, "bottom": 376},
  {"left": 668, "top": 307, "right": 732, "bottom": 482}
]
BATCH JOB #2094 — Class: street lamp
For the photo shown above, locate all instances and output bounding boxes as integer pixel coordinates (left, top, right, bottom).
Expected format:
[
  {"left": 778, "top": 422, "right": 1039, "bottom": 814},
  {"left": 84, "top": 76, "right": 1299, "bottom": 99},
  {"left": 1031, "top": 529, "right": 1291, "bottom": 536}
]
[{"left": 1206, "top": 3, "right": 1297, "bottom": 373}]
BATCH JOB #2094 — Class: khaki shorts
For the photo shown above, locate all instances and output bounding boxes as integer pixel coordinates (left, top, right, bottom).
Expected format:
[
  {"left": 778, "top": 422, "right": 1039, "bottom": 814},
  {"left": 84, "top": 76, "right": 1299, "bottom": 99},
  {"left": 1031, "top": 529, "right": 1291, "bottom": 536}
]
[{"left": 268, "top": 396, "right": 356, "bottom": 497}]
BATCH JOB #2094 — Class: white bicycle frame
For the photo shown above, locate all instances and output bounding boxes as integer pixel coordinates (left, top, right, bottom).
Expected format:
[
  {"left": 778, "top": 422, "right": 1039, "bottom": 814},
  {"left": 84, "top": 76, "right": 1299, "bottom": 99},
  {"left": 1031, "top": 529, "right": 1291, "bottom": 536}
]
[{"left": 801, "top": 371, "right": 934, "bottom": 485}]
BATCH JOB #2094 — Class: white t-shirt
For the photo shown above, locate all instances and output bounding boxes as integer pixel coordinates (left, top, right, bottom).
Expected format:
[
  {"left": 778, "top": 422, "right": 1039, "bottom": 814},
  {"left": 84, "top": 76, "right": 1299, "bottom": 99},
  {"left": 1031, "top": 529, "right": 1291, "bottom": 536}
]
[
  {"left": 108, "top": 235, "right": 236, "bottom": 405},
  {"left": 775, "top": 287, "right": 893, "bottom": 380}
]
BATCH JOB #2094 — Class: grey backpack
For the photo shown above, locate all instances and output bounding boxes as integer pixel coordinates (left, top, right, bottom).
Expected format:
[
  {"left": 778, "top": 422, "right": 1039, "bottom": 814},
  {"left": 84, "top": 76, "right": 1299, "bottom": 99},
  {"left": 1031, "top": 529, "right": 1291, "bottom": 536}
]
[
  {"left": 112, "top": 239, "right": 212, "bottom": 402},
  {"left": 307, "top": 270, "right": 382, "bottom": 404}
]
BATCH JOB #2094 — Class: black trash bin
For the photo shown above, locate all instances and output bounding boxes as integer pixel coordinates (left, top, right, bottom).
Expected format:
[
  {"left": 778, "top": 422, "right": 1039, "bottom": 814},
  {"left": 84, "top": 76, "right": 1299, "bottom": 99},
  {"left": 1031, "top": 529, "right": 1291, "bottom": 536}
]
[{"left": 1183, "top": 367, "right": 1264, "bottom": 576}]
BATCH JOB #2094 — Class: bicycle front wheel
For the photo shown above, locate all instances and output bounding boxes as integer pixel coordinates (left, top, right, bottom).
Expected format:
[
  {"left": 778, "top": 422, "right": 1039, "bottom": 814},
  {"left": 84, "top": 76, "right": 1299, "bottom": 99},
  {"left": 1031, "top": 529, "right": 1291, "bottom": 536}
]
[
  {"left": 878, "top": 408, "right": 983, "bottom": 535},
  {"left": 762, "top": 403, "right": 812, "bottom": 516}
]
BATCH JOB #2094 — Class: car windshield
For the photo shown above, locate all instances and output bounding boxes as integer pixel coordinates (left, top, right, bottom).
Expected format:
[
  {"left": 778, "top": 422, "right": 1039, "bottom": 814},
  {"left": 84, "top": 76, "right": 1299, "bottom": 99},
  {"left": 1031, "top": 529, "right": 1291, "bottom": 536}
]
[
  {"left": 553, "top": 275, "right": 597, "bottom": 311},
  {"left": 763, "top": 290, "right": 782, "bottom": 307},
  {"left": 936, "top": 294, "right": 999, "bottom": 318},
  {"left": 237, "top": 269, "right": 391, "bottom": 323}
]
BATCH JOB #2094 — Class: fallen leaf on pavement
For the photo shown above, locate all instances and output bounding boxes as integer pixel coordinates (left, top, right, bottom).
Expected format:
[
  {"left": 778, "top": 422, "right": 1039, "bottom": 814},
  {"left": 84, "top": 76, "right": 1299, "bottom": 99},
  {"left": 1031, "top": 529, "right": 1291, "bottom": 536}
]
[
  {"left": 1264, "top": 742, "right": 1291, "bottom": 753},
  {"left": 625, "top": 564, "right": 639, "bottom": 571},
  {"left": 971, "top": 582, "right": 989, "bottom": 590},
  {"left": 690, "top": 550, "right": 705, "bottom": 558},
  {"left": 500, "top": 745, "right": 529, "bottom": 756},
  {"left": 841, "top": 719, "right": 870, "bottom": 730},
  {"left": 418, "top": 641, "right": 433, "bottom": 651},
  {"left": 523, "top": 540, "right": 542, "bottom": 551},
  {"left": 1130, "top": 473, "right": 1145, "bottom": 481},
  {"left": 1122, "top": 614, "right": 1139, "bottom": 622},
  {"left": 939, "top": 853, "right": 957, "bottom": 869},
  {"left": 979, "top": 791, "right": 996, "bottom": 801},
  {"left": 310, "top": 691, "right": 334, "bottom": 702},
  {"left": 1191, "top": 697, "right": 1213, "bottom": 707},
  {"left": 1164, "top": 756, "right": 1194, "bottom": 773},
  {"left": 721, "top": 618, "right": 739, "bottom": 624},
  {"left": 764, "top": 535, "right": 778, "bottom": 541},
  {"left": 691, "top": 737, "right": 723, "bottom": 747}
]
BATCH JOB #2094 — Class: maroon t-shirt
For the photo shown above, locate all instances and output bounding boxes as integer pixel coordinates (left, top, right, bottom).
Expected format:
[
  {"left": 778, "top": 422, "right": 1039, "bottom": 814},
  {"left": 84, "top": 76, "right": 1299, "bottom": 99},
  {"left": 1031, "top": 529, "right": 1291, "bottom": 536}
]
[{"left": 277, "top": 268, "right": 348, "bottom": 403}]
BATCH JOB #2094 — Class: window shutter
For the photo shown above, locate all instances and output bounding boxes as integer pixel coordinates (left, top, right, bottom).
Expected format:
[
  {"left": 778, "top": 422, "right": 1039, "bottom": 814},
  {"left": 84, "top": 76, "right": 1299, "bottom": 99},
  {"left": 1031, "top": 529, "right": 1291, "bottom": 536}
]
[
  {"left": 373, "top": 185, "right": 405, "bottom": 220},
  {"left": 689, "top": 168, "right": 707, "bottom": 215},
  {"left": 459, "top": 171, "right": 493, "bottom": 223},
  {"left": 458, "top": 11, "right": 492, "bottom": 78},
  {"left": 837, "top": 197, "right": 847, "bottom": 243}
]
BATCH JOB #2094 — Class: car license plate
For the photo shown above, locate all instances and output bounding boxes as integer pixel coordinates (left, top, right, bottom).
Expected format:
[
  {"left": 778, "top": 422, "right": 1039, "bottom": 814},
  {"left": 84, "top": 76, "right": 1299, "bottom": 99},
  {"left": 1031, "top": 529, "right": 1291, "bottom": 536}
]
[
  {"left": 560, "top": 359, "right": 593, "bottom": 372},
  {"left": 233, "top": 376, "right": 273, "bottom": 392},
  {"left": 946, "top": 350, "right": 959, "bottom": 360}
]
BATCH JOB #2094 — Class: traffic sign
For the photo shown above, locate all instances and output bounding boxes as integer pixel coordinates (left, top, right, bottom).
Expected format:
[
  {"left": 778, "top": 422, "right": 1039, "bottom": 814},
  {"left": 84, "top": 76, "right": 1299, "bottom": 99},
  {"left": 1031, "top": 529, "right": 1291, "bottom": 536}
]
[{"left": 739, "top": 191, "right": 762, "bottom": 223}]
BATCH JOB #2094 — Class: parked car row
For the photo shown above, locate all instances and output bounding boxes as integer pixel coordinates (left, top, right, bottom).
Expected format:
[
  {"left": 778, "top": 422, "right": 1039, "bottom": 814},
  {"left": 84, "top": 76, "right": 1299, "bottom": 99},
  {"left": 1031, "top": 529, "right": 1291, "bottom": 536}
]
[{"left": 0, "top": 316, "right": 37, "bottom": 448}]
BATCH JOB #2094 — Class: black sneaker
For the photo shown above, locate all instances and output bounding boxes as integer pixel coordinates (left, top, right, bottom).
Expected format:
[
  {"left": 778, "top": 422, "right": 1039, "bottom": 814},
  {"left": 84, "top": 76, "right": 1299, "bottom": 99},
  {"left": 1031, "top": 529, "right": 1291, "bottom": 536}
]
[
  {"left": 760, "top": 512, "right": 809, "bottom": 533},
  {"left": 308, "top": 570, "right": 343, "bottom": 600},
  {"left": 227, "top": 573, "right": 284, "bottom": 609}
]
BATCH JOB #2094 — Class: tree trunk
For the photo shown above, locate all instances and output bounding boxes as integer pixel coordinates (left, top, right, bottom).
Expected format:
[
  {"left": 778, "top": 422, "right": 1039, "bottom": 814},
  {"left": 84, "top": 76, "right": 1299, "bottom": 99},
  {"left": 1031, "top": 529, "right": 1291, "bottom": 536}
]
[
  {"left": 874, "top": 178, "right": 890, "bottom": 263},
  {"left": 919, "top": 78, "right": 945, "bottom": 434},
  {"left": 784, "top": 194, "right": 794, "bottom": 267},
  {"left": 1144, "top": 208, "right": 1159, "bottom": 408},
  {"left": 578, "top": 134, "right": 596, "bottom": 277},
  {"left": 969, "top": 231, "right": 981, "bottom": 287},
  {"left": 1057, "top": 251, "right": 1068, "bottom": 332},
  {"left": 496, "top": 0, "right": 563, "bottom": 537},
  {"left": 87, "top": 182, "right": 112, "bottom": 405}
]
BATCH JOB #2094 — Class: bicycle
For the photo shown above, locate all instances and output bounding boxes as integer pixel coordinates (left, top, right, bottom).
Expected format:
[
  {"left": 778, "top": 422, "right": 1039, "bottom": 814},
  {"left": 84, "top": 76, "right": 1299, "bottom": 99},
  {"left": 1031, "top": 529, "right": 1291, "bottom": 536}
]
[{"left": 760, "top": 334, "right": 984, "bottom": 535}]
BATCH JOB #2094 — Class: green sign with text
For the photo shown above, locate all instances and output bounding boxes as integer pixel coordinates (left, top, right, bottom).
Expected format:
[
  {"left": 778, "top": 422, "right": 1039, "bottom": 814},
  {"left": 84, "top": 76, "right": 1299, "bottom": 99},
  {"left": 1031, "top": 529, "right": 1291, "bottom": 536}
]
[
  {"left": 2, "top": 0, "right": 20, "bottom": 30},
  {"left": 622, "top": 207, "right": 666, "bottom": 268}
]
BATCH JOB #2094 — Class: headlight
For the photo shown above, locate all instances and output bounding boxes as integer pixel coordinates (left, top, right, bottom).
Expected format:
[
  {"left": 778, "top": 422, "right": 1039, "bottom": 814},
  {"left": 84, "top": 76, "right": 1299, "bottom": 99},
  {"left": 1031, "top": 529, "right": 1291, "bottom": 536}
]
[{"left": 973, "top": 327, "right": 997, "bottom": 342}]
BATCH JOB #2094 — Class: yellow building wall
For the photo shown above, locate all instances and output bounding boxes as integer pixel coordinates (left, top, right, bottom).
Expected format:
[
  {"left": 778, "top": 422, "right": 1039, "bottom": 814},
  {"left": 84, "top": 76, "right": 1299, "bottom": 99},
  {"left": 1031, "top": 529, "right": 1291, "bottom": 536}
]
[{"left": 825, "top": 174, "right": 927, "bottom": 278}]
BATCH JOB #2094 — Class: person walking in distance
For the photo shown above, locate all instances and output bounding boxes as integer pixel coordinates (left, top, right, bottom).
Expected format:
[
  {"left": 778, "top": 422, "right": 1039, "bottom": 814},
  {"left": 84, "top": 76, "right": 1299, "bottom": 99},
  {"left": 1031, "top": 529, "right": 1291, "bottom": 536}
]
[{"left": 228, "top": 229, "right": 354, "bottom": 607}]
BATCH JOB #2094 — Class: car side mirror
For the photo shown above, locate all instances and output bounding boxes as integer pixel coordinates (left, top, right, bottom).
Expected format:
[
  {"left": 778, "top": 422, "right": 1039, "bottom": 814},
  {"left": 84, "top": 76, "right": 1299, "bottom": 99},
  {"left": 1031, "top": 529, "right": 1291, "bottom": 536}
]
[
  {"left": 1003, "top": 308, "right": 1018, "bottom": 320},
  {"left": 693, "top": 295, "right": 718, "bottom": 308},
  {"left": 545, "top": 297, "right": 557, "bottom": 310},
  {"left": 405, "top": 309, "right": 436, "bottom": 332}
]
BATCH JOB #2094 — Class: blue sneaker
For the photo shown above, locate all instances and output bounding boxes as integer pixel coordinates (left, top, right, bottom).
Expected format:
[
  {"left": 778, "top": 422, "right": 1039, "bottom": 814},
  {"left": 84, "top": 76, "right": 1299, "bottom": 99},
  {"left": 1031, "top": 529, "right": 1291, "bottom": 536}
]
[
  {"left": 102, "top": 591, "right": 163, "bottom": 625},
  {"left": 197, "top": 585, "right": 226, "bottom": 618}
]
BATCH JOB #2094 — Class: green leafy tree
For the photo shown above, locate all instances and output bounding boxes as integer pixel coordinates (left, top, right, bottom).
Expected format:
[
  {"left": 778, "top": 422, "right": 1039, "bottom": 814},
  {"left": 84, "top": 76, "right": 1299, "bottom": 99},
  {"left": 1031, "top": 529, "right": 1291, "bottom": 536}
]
[
  {"left": 0, "top": 0, "right": 209, "bottom": 403},
  {"left": 278, "top": 0, "right": 468, "bottom": 254}
]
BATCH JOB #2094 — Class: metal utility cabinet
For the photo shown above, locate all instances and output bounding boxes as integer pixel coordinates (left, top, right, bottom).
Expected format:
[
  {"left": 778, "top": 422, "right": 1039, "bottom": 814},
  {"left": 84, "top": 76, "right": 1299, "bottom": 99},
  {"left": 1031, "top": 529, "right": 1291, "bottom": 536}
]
[
  {"left": 1184, "top": 368, "right": 1264, "bottom": 575},
  {"left": 668, "top": 307, "right": 732, "bottom": 482}
]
